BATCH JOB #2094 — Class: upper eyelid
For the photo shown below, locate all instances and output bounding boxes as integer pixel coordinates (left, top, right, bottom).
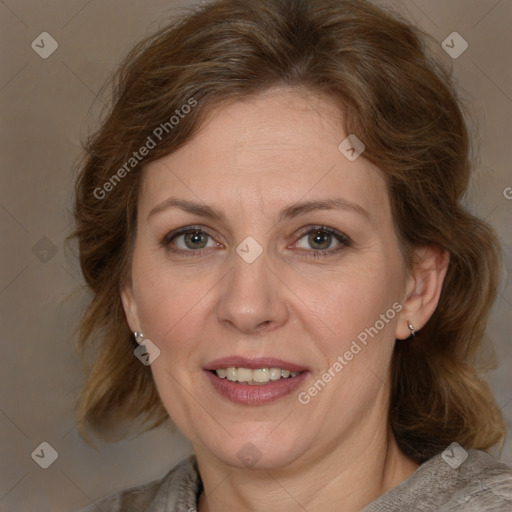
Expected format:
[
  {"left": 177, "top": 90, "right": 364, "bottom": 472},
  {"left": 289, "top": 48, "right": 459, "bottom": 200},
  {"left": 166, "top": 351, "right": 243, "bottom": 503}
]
[
  {"left": 164, "top": 225, "right": 351, "bottom": 248},
  {"left": 292, "top": 226, "right": 351, "bottom": 249},
  {"left": 163, "top": 225, "right": 218, "bottom": 244}
]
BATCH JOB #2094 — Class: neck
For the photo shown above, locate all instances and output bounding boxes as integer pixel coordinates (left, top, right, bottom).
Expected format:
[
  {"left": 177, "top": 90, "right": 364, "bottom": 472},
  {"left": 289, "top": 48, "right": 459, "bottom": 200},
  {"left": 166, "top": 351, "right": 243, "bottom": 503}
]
[{"left": 195, "top": 428, "right": 419, "bottom": 512}]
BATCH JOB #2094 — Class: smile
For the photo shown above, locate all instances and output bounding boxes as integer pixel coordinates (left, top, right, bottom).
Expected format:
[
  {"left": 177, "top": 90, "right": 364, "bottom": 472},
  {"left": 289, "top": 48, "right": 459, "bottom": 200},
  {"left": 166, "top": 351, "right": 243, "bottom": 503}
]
[{"left": 204, "top": 357, "right": 309, "bottom": 405}]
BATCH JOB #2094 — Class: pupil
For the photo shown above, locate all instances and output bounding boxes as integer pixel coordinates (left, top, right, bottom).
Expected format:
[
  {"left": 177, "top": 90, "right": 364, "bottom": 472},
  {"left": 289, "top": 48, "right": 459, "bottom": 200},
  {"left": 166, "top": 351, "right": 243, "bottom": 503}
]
[
  {"left": 310, "top": 230, "right": 330, "bottom": 250},
  {"left": 186, "top": 231, "right": 207, "bottom": 249}
]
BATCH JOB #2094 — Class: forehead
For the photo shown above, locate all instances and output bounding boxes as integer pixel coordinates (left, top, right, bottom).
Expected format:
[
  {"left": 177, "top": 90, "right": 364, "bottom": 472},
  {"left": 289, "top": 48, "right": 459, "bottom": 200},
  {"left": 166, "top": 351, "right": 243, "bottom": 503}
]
[{"left": 139, "top": 88, "right": 390, "bottom": 221}]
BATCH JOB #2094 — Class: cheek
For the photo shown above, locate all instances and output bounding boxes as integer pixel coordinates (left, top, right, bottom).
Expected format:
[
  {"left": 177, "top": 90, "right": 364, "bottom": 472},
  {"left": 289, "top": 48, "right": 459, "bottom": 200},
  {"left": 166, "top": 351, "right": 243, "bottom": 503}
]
[
  {"left": 290, "top": 255, "right": 403, "bottom": 341},
  {"left": 130, "top": 247, "right": 208, "bottom": 346},
  {"left": 294, "top": 269, "right": 402, "bottom": 409}
]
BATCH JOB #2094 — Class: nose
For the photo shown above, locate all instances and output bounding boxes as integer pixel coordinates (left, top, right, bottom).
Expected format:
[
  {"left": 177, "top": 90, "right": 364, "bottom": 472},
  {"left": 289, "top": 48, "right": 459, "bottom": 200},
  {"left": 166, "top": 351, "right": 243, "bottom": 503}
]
[{"left": 215, "top": 247, "right": 289, "bottom": 334}]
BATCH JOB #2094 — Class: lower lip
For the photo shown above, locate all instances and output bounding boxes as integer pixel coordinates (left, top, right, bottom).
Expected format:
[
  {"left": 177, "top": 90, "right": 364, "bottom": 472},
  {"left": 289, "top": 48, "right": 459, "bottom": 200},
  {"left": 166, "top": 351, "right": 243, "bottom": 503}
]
[{"left": 205, "top": 370, "right": 309, "bottom": 405}]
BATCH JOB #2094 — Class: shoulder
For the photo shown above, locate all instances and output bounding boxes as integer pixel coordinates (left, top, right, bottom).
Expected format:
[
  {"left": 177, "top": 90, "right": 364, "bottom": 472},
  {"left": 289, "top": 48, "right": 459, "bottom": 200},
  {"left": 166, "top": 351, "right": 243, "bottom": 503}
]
[
  {"left": 439, "top": 448, "right": 512, "bottom": 511},
  {"left": 73, "top": 454, "right": 201, "bottom": 512},
  {"left": 363, "top": 446, "right": 512, "bottom": 512}
]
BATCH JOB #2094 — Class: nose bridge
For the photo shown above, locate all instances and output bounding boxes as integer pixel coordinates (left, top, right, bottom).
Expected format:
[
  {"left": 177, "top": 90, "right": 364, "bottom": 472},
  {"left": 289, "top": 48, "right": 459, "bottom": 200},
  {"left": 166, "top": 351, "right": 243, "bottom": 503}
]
[{"left": 215, "top": 236, "right": 288, "bottom": 333}]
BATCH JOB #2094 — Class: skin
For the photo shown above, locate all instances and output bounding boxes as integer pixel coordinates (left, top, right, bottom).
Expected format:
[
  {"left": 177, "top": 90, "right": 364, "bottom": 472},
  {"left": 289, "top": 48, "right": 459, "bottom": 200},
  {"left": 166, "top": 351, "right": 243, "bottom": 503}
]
[{"left": 122, "top": 87, "right": 449, "bottom": 512}]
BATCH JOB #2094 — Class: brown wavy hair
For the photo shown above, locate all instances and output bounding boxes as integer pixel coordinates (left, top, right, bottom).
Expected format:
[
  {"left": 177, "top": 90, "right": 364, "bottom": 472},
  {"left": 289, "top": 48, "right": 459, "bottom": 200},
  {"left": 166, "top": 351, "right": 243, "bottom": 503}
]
[{"left": 70, "top": 0, "right": 506, "bottom": 462}]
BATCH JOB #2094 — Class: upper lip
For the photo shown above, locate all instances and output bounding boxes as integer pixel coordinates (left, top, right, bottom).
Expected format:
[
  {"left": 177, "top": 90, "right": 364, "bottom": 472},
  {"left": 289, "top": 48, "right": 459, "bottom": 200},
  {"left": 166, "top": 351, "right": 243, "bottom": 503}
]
[{"left": 204, "top": 356, "right": 309, "bottom": 373}]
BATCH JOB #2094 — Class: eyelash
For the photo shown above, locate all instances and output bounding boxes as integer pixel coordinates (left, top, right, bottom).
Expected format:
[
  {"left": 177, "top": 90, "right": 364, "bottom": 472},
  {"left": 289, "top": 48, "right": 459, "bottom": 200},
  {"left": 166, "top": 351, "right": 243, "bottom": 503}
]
[{"left": 160, "top": 225, "right": 352, "bottom": 259}]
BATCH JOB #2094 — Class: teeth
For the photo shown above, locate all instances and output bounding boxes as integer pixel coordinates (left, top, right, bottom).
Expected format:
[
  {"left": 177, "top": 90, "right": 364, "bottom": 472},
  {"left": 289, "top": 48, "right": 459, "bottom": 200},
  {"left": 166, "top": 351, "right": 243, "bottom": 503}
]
[
  {"left": 214, "top": 367, "right": 301, "bottom": 383},
  {"left": 237, "top": 368, "right": 253, "bottom": 382},
  {"left": 269, "top": 367, "right": 282, "bottom": 381},
  {"left": 253, "top": 368, "right": 269, "bottom": 382}
]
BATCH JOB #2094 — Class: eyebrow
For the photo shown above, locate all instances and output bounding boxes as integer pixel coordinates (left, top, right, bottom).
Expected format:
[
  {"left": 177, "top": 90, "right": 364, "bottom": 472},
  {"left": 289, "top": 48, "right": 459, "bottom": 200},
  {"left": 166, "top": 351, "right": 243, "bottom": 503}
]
[{"left": 147, "top": 197, "right": 371, "bottom": 222}]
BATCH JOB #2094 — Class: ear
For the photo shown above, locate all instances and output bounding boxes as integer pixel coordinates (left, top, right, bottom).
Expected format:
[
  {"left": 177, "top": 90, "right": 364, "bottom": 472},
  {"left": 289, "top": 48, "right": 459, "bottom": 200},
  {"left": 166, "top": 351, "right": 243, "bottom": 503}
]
[
  {"left": 395, "top": 245, "right": 450, "bottom": 340},
  {"left": 120, "top": 279, "right": 141, "bottom": 333}
]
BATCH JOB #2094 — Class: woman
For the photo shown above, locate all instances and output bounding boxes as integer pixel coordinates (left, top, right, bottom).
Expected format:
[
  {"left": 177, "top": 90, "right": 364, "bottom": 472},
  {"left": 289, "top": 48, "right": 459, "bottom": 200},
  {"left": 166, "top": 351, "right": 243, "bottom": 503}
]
[{"left": 71, "top": 0, "right": 512, "bottom": 510}]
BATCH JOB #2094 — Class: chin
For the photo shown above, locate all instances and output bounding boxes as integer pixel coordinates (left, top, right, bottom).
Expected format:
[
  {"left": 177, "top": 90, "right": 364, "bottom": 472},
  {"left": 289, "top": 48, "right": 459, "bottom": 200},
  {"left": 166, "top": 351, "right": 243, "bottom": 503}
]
[{"left": 203, "top": 428, "right": 311, "bottom": 470}]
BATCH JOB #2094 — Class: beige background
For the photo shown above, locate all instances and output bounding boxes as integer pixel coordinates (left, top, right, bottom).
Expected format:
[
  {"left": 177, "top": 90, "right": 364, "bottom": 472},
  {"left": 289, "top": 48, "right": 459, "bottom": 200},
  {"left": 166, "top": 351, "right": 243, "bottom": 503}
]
[{"left": 0, "top": 0, "right": 510, "bottom": 510}]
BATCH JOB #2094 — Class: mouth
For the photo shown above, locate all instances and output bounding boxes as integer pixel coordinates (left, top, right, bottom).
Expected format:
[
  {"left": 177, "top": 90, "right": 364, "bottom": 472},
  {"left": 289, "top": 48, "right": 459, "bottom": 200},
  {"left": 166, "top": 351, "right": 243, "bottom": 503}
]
[{"left": 204, "top": 357, "right": 309, "bottom": 405}]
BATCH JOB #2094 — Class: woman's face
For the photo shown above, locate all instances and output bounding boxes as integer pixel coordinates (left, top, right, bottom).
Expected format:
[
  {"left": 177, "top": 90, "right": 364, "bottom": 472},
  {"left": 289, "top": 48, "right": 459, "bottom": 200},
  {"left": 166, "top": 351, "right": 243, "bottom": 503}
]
[{"left": 122, "top": 87, "right": 412, "bottom": 469}]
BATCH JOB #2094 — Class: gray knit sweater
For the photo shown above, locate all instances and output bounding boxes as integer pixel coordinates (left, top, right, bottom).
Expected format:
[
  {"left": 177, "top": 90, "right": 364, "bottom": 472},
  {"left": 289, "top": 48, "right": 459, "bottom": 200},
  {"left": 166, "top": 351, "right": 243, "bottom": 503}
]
[{"left": 76, "top": 449, "right": 512, "bottom": 511}]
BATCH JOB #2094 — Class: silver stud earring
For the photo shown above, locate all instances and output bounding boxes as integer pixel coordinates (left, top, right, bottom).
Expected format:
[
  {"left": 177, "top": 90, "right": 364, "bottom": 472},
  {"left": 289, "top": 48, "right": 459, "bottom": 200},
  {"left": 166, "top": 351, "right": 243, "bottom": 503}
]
[
  {"left": 407, "top": 321, "right": 416, "bottom": 338},
  {"left": 133, "top": 331, "right": 145, "bottom": 343}
]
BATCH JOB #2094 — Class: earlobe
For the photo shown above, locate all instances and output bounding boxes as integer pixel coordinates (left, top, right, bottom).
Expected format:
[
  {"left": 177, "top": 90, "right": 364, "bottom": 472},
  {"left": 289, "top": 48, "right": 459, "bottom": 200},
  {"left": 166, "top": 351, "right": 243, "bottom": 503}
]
[
  {"left": 395, "top": 245, "right": 450, "bottom": 340},
  {"left": 120, "top": 281, "right": 140, "bottom": 333}
]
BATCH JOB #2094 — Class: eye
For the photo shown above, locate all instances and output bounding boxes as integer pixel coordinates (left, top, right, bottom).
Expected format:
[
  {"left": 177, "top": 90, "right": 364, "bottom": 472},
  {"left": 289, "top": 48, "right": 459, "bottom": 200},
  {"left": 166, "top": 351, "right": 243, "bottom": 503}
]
[
  {"left": 292, "top": 226, "right": 351, "bottom": 258},
  {"left": 161, "top": 225, "right": 351, "bottom": 258},
  {"left": 161, "top": 226, "right": 220, "bottom": 254}
]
